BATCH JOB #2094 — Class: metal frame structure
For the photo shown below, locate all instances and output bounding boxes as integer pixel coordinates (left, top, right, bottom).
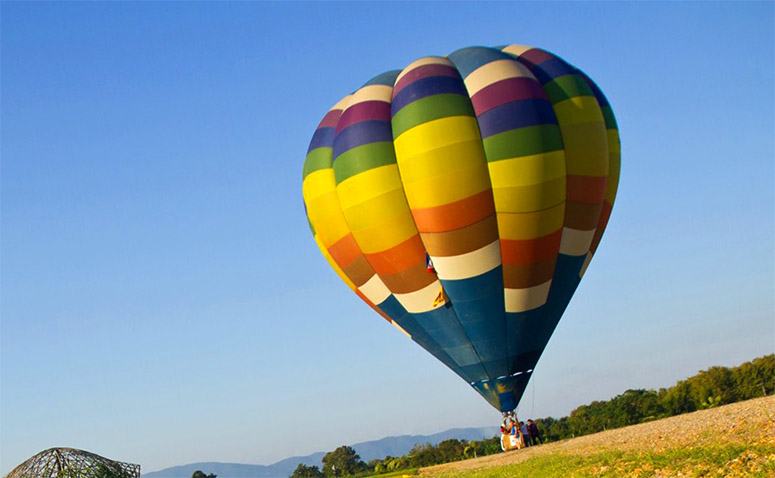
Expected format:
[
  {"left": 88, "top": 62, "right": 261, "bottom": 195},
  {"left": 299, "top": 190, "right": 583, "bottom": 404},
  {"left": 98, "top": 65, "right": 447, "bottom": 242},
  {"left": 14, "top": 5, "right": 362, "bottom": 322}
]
[{"left": 5, "top": 448, "right": 140, "bottom": 478}]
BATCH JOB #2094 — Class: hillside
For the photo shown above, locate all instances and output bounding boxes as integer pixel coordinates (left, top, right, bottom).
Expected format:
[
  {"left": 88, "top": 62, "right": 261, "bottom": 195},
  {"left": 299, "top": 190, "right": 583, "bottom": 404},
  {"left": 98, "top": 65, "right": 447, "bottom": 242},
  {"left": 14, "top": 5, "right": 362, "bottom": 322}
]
[
  {"left": 421, "top": 395, "right": 775, "bottom": 477},
  {"left": 141, "top": 427, "right": 496, "bottom": 478}
]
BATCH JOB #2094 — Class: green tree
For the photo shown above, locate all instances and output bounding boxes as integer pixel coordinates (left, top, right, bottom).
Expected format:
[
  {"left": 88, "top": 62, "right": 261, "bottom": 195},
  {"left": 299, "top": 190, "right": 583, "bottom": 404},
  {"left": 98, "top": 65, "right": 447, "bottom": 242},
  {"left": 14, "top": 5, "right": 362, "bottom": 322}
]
[
  {"left": 660, "top": 380, "right": 695, "bottom": 415},
  {"left": 689, "top": 366, "right": 736, "bottom": 406},
  {"left": 463, "top": 443, "right": 477, "bottom": 459},
  {"left": 289, "top": 463, "right": 324, "bottom": 478},
  {"left": 384, "top": 456, "right": 407, "bottom": 471},
  {"left": 321, "top": 446, "right": 365, "bottom": 477},
  {"left": 733, "top": 355, "right": 774, "bottom": 399},
  {"left": 406, "top": 443, "right": 436, "bottom": 467}
]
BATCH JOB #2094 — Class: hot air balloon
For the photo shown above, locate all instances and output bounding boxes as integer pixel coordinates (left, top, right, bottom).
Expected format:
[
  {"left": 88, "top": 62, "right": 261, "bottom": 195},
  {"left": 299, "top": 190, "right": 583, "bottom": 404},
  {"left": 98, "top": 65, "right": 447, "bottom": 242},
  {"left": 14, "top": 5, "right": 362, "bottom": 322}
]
[{"left": 301, "top": 45, "right": 620, "bottom": 419}]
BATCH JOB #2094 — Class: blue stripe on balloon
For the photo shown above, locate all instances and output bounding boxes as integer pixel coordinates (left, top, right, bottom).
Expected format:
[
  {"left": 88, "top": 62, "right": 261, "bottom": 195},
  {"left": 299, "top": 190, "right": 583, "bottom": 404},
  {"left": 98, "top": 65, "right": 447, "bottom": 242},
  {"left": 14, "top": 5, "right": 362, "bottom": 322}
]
[
  {"left": 363, "top": 70, "right": 401, "bottom": 87},
  {"left": 332, "top": 120, "right": 392, "bottom": 158},
  {"left": 477, "top": 98, "right": 557, "bottom": 138},
  {"left": 448, "top": 46, "right": 512, "bottom": 78},
  {"left": 307, "top": 127, "right": 335, "bottom": 153},
  {"left": 391, "top": 76, "right": 468, "bottom": 115},
  {"left": 442, "top": 266, "right": 503, "bottom": 301},
  {"left": 525, "top": 58, "right": 579, "bottom": 84}
]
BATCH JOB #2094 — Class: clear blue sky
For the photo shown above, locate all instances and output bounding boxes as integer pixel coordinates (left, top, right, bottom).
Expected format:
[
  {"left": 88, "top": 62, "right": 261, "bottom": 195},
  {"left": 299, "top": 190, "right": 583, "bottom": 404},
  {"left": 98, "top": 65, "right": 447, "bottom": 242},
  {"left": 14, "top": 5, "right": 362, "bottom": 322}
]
[{"left": 2, "top": 1, "right": 773, "bottom": 473}]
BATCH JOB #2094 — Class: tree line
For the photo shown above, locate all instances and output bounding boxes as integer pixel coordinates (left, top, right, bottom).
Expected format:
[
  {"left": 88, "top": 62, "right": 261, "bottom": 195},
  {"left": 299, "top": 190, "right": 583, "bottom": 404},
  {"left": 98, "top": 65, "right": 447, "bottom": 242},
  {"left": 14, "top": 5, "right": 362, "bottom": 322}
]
[{"left": 291, "top": 354, "right": 774, "bottom": 477}]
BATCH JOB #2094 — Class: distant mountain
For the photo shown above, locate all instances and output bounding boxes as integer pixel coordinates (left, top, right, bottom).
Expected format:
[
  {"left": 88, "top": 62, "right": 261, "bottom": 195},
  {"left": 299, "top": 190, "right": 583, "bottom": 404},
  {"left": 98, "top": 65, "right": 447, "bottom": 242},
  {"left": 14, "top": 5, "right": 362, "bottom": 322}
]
[{"left": 142, "top": 426, "right": 497, "bottom": 478}]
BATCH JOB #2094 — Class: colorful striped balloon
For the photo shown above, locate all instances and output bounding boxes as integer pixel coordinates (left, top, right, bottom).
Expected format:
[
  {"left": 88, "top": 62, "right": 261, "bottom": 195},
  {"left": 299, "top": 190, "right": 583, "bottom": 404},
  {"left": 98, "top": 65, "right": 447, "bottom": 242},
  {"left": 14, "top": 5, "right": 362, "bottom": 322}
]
[{"left": 302, "top": 45, "right": 620, "bottom": 412}]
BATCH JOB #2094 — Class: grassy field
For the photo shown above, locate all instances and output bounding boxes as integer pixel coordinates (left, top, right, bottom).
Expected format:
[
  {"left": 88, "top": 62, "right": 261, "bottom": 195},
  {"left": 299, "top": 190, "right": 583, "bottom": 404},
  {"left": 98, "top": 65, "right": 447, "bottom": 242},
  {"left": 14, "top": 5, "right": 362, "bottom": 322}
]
[{"left": 420, "top": 395, "right": 774, "bottom": 478}]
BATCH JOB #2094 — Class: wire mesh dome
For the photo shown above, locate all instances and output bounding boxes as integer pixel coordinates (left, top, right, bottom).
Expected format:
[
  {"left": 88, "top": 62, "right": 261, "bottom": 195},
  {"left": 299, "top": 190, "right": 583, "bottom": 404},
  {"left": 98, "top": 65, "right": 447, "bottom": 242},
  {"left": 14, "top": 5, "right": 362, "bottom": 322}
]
[{"left": 5, "top": 448, "right": 140, "bottom": 478}]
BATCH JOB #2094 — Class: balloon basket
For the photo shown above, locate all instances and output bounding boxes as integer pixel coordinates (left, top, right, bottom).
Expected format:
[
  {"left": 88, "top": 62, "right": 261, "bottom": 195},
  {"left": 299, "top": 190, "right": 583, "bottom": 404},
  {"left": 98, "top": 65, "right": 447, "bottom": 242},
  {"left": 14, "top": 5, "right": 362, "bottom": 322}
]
[{"left": 500, "top": 433, "right": 524, "bottom": 452}]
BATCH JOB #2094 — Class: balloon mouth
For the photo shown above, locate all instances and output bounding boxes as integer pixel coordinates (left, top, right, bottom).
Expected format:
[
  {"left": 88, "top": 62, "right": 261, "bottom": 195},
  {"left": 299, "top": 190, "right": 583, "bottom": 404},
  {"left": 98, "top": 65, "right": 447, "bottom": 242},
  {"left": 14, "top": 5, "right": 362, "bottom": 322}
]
[{"left": 471, "top": 369, "right": 533, "bottom": 412}]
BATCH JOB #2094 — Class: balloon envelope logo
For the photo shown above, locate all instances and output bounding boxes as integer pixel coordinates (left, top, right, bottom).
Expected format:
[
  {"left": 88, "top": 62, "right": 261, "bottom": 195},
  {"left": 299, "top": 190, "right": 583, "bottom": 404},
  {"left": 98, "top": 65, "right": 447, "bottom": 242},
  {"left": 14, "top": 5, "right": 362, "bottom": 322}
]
[{"left": 302, "top": 45, "right": 620, "bottom": 412}]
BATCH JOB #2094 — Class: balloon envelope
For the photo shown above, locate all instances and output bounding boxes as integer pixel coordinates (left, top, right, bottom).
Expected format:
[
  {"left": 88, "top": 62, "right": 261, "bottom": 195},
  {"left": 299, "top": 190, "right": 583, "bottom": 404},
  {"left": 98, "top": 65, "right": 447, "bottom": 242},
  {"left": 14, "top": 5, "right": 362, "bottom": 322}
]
[{"left": 302, "top": 45, "right": 620, "bottom": 412}]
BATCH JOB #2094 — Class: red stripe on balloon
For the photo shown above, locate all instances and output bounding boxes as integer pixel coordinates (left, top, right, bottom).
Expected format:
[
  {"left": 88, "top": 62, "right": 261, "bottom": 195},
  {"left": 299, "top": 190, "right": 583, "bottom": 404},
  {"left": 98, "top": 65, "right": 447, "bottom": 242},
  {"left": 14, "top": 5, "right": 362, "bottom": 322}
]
[
  {"left": 336, "top": 101, "right": 391, "bottom": 132},
  {"left": 318, "top": 109, "right": 341, "bottom": 129},
  {"left": 500, "top": 230, "right": 562, "bottom": 266},
  {"left": 393, "top": 64, "right": 459, "bottom": 96},
  {"left": 567, "top": 175, "right": 607, "bottom": 204},
  {"left": 470, "top": 78, "right": 547, "bottom": 116}
]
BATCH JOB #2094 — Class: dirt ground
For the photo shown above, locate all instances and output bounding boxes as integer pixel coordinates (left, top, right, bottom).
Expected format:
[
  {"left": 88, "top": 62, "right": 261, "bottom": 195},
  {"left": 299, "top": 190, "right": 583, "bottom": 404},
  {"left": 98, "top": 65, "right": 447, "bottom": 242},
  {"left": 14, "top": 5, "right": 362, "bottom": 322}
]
[{"left": 421, "top": 395, "right": 775, "bottom": 475}]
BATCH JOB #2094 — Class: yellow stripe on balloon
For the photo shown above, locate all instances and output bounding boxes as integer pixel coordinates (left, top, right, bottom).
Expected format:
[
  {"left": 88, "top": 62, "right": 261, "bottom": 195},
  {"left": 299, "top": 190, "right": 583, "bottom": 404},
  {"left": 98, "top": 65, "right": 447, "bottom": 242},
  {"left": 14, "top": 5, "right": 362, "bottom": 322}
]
[
  {"left": 492, "top": 178, "right": 565, "bottom": 213},
  {"left": 394, "top": 116, "right": 481, "bottom": 154},
  {"left": 302, "top": 168, "right": 336, "bottom": 202},
  {"left": 336, "top": 164, "right": 403, "bottom": 210},
  {"left": 551, "top": 92, "right": 608, "bottom": 179},
  {"left": 336, "top": 163, "right": 421, "bottom": 254},
  {"left": 487, "top": 150, "right": 566, "bottom": 188},
  {"left": 559, "top": 126, "right": 609, "bottom": 176},
  {"left": 307, "top": 190, "right": 351, "bottom": 246},
  {"left": 553, "top": 96, "right": 605, "bottom": 125},
  {"left": 496, "top": 204, "right": 565, "bottom": 240},
  {"left": 341, "top": 189, "right": 411, "bottom": 232},
  {"left": 303, "top": 168, "right": 351, "bottom": 247},
  {"left": 403, "top": 159, "right": 491, "bottom": 208},
  {"left": 395, "top": 116, "right": 490, "bottom": 209},
  {"left": 348, "top": 211, "right": 418, "bottom": 254},
  {"left": 395, "top": 140, "right": 484, "bottom": 183}
]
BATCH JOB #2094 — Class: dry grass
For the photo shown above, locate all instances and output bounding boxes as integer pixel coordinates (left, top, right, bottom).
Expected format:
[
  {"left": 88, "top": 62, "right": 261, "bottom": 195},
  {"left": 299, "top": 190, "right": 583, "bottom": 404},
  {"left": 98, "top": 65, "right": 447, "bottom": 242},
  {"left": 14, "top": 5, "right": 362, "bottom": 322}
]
[{"left": 421, "top": 396, "right": 775, "bottom": 477}]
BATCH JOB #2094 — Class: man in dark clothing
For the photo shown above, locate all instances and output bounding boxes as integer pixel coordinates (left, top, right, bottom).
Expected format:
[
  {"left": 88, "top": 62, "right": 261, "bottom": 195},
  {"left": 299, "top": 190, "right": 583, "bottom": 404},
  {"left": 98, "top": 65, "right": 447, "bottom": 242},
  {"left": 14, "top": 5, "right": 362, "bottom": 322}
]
[
  {"left": 527, "top": 419, "right": 541, "bottom": 445},
  {"left": 519, "top": 421, "right": 531, "bottom": 447}
]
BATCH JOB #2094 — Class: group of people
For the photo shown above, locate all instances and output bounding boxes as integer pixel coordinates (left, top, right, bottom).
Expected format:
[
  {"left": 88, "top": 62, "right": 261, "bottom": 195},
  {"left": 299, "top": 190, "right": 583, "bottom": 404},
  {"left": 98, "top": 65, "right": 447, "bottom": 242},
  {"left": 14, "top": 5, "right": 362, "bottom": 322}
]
[{"left": 500, "top": 412, "right": 542, "bottom": 449}]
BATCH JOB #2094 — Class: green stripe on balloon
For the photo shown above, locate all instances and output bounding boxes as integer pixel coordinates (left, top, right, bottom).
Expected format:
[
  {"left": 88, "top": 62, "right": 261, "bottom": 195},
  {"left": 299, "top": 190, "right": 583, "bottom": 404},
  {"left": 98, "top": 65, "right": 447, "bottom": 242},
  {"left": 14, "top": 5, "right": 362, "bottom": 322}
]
[
  {"left": 391, "top": 94, "right": 475, "bottom": 137},
  {"left": 333, "top": 141, "right": 396, "bottom": 184},
  {"left": 543, "top": 75, "right": 595, "bottom": 104},
  {"left": 302, "top": 147, "right": 332, "bottom": 179},
  {"left": 601, "top": 106, "right": 618, "bottom": 129},
  {"left": 483, "top": 124, "right": 564, "bottom": 162}
]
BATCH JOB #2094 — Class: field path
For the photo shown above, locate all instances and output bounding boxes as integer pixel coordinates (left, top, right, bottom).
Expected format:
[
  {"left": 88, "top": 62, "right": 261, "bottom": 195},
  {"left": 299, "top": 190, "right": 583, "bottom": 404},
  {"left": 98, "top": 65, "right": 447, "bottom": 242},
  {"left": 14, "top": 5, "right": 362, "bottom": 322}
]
[{"left": 421, "top": 395, "right": 775, "bottom": 476}]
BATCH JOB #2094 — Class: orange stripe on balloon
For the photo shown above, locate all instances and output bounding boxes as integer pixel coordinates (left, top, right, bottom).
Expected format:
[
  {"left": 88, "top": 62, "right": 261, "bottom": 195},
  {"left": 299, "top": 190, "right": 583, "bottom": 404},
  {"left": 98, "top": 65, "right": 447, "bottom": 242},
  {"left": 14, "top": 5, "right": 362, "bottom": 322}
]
[
  {"left": 567, "top": 175, "right": 607, "bottom": 204},
  {"left": 365, "top": 234, "right": 427, "bottom": 275},
  {"left": 411, "top": 189, "right": 496, "bottom": 233},
  {"left": 379, "top": 262, "right": 437, "bottom": 293},
  {"left": 503, "top": 259, "right": 557, "bottom": 288},
  {"left": 328, "top": 233, "right": 362, "bottom": 269},
  {"left": 500, "top": 229, "right": 563, "bottom": 266}
]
